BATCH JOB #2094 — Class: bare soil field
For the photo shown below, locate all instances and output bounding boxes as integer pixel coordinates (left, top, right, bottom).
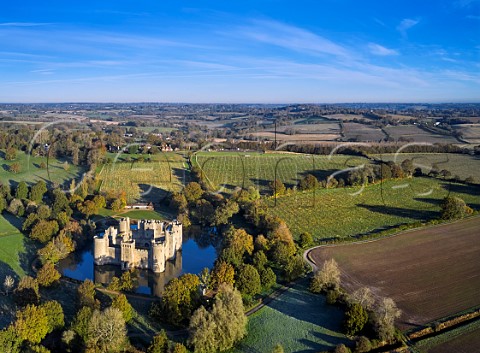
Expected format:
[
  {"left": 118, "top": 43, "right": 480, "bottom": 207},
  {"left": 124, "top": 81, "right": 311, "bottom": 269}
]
[
  {"left": 384, "top": 125, "right": 459, "bottom": 144},
  {"left": 309, "top": 217, "right": 480, "bottom": 330},
  {"left": 343, "top": 122, "right": 385, "bottom": 141}
]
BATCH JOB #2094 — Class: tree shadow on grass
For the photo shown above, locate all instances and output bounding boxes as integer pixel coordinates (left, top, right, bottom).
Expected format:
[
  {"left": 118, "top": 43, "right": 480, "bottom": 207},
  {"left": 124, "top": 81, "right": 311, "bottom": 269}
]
[
  {"left": 357, "top": 204, "right": 439, "bottom": 221},
  {"left": 0, "top": 261, "right": 18, "bottom": 328},
  {"left": 268, "top": 282, "right": 343, "bottom": 328},
  {"left": 413, "top": 198, "right": 442, "bottom": 206},
  {"left": 296, "top": 330, "right": 351, "bottom": 353},
  {"left": 137, "top": 184, "right": 175, "bottom": 218},
  {"left": 441, "top": 182, "right": 480, "bottom": 196}
]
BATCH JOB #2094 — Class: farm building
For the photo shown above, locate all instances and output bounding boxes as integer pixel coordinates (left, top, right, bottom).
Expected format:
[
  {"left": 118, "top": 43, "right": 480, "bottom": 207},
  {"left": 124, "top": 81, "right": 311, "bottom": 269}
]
[{"left": 125, "top": 202, "right": 154, "bottom": 210}]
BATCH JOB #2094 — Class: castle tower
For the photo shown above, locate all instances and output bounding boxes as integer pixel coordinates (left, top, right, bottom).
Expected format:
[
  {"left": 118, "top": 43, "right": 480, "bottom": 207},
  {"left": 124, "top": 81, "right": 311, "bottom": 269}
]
[
  {"left": 119, "top": 217, "right": 130, "bottom": 234},
  {"left": 173, "top": 221, "right": 183, "bottom": 252},
  {"left": 120, "top": 240, "right": 135, "bottom": 270},
  {"left": 151, "top": 242, "right": 166, "bottom": 273},
  {"left": 93, "top": 233, "right": 108, "bottom": 265}
]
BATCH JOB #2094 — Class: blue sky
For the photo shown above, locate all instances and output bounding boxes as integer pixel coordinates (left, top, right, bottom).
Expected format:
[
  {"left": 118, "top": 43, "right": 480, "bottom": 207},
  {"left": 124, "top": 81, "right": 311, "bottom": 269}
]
[{"left": 0, "top": 0, "right": 479, "bottom": 103}]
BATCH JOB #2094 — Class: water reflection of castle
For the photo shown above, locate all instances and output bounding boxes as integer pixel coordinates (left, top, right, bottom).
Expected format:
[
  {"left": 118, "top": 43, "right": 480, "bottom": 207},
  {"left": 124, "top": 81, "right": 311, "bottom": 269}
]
[{"left": 94, "top": 250, "right": 182, "bottom": 297}]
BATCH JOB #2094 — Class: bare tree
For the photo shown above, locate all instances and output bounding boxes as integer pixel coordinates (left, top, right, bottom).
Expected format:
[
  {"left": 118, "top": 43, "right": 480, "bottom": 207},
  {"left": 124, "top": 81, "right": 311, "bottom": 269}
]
[
  {"left": 351, "top": 287, "right": 375, "bottom": 310},
  {"left": 374, "top": 297, "right": 401, "bottom": 342},
  {"left": 310, "top": 259, "right": 340, "bottom": 293},
  {"left": 87, "top": 307, "right": 127, "bottom": 352},
  {"left": 3, "top": 275, "right": 14, "bottom": 295}
]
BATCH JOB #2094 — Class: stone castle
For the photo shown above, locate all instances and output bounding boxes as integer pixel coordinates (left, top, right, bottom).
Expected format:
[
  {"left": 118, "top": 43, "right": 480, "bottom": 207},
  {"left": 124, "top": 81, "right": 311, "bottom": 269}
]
[{"left": 93, "top": 217, "right": 182, "bottom": 273}]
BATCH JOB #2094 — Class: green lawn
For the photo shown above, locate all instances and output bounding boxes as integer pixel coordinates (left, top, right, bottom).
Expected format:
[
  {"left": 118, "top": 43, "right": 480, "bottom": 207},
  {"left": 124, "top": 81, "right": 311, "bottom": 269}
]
[
  {"left": 0, "top": 149, "right": 84, "bottom": 186},
  {"left": 230, "top": 280, "right": 350, "bottom": 353},
  {"left": 266, "top": 177, "right": 480, "bottom": 241},
  {"left": 0, "top": 214, "right": 27, "bottom": 277}
]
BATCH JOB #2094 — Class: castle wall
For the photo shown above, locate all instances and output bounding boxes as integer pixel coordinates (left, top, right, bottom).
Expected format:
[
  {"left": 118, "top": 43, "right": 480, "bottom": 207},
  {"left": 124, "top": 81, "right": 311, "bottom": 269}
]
[
  {"left": 134, "top": 248, "right": 150, "bottom": 269},
  {"left": 93, "top": 217, "right": 183, "bottom": 273}
]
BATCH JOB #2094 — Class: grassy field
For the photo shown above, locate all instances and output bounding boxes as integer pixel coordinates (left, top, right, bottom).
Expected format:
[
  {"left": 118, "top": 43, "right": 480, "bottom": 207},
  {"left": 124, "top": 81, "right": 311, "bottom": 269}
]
[
  {"left": 372, "top": 153, "right": 480, "bottom": 181},
  {"left": 412, "top": 319, "right": 480, "bottom": 353},
  {"left": 0, "top": 149, "right": 83, "bottom": 186},
  {"left": 231, "top": 280, "right": 350, "bottom": 353},
  {"left": 265, "top": 177, "right": 480, "bottom": 241},
  {"left": 193, "top": 152, "right": 368, "bottom": 194},
  {"left": 98, "top": 155, "right": 186, "bottom": 203},
  {"left": 0, "top": 214, "right": 28, "bottom": 278},
  {"left": 309, "top": 216, "right": 480, "bottom": 331}
]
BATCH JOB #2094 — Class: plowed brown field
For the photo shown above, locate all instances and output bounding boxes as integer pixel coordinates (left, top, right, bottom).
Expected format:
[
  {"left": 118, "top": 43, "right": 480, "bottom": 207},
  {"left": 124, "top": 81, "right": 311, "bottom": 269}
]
[{"left": 309, "top": 217, "right": 480, "bottom": 330}]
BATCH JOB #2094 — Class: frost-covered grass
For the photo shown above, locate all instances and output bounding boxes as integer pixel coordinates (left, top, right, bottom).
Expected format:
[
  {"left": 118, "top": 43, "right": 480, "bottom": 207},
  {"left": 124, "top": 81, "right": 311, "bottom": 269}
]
[{"left": 231, "top": 280, "right": 350, "bottom": 353}]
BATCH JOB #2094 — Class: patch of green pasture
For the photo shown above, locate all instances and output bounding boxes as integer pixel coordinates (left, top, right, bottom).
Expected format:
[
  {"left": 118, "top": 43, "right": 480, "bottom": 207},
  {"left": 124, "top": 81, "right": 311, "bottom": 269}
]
[
  {"left": 0, "top": 149, "right": 83, "bottom": 186},
  {"left": 120, "top": 210, "right": 170, "bottom": 220},
  {"left": 0, "top": 215, "right": 26, "bottom": 277},
  {"left": 230, "top": 280, "right": 350, "bottom": 353},
  {"left": 266, "top": 177, "right": 480, "bottom": 241}
]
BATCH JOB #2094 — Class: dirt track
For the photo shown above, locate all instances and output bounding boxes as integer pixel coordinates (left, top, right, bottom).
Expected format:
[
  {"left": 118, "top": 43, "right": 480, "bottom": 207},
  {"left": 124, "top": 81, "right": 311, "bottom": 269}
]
[{"left": 308, "top": 217, "right": 480, "bottom": 330}]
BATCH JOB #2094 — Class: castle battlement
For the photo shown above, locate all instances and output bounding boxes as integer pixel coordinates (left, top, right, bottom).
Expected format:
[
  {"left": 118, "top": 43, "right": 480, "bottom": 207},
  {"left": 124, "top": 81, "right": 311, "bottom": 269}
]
[{"left": 93, "top": 217, "right": 182, "bottom": 273}]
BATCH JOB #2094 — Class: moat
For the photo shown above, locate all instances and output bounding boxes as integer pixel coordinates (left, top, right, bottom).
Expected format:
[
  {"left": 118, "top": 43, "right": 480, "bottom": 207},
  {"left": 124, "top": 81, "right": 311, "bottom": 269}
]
[{"left": 58, "top": 229, "right": 217, "bottom": 297}]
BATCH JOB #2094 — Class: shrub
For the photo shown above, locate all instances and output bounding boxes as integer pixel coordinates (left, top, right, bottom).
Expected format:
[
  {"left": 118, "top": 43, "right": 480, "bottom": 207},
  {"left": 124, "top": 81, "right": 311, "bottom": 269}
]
[
  {"left": 236, "top": 264, "right": 261, "bottom": 297},
  {"left": 334, "top": 344, "right": 352, "bottom": 353},
  {"left": 355, "top": 336, "right": 372, "bottom": 353},
  {"left": 111, "top": 294, "right": 134, "bottom": 323},
  {"left": 343, "top": 303, "right": 368, "bottom": 335},
  {"left": 299, "top": 232, "right": 313, "bottom": 248},
  {"left": 326, "top": 289, "right": 340, "bottom": 305},
  {"left": 260, "top": 267, "right": 277, "bottom": 290},
  {"left": 440, "top": 196, "right": 468, "bottom": 220},
  {"left": 15, "top": 276, "right": 40, "bottom": 306}
]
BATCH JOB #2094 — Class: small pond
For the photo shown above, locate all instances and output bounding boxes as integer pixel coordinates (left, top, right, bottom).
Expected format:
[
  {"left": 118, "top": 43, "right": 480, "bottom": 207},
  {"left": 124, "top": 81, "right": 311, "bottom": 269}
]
[{"left": 58, "top": 229, "right": 217, "bottom": 297}]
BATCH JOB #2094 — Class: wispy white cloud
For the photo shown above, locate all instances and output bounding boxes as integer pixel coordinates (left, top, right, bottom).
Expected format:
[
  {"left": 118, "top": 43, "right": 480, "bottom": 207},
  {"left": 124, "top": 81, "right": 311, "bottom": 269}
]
[
  {"left": 30, "top": 69, "right": 54, "bottom": 75},
  {"left": 239, "top": 19, "right": 350, "bottom": 58},
  {"left": 0, "top": 22, "right": 52, "bottom": 27},
  {"left": 455, "top": 0, "right": 480, "bottom": 8},
  {"left": 397, "top": 18, "right": 420, "bottom": 37},
  {"left": 368, "top": 43, "right": 398, "bottom": 56}
]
